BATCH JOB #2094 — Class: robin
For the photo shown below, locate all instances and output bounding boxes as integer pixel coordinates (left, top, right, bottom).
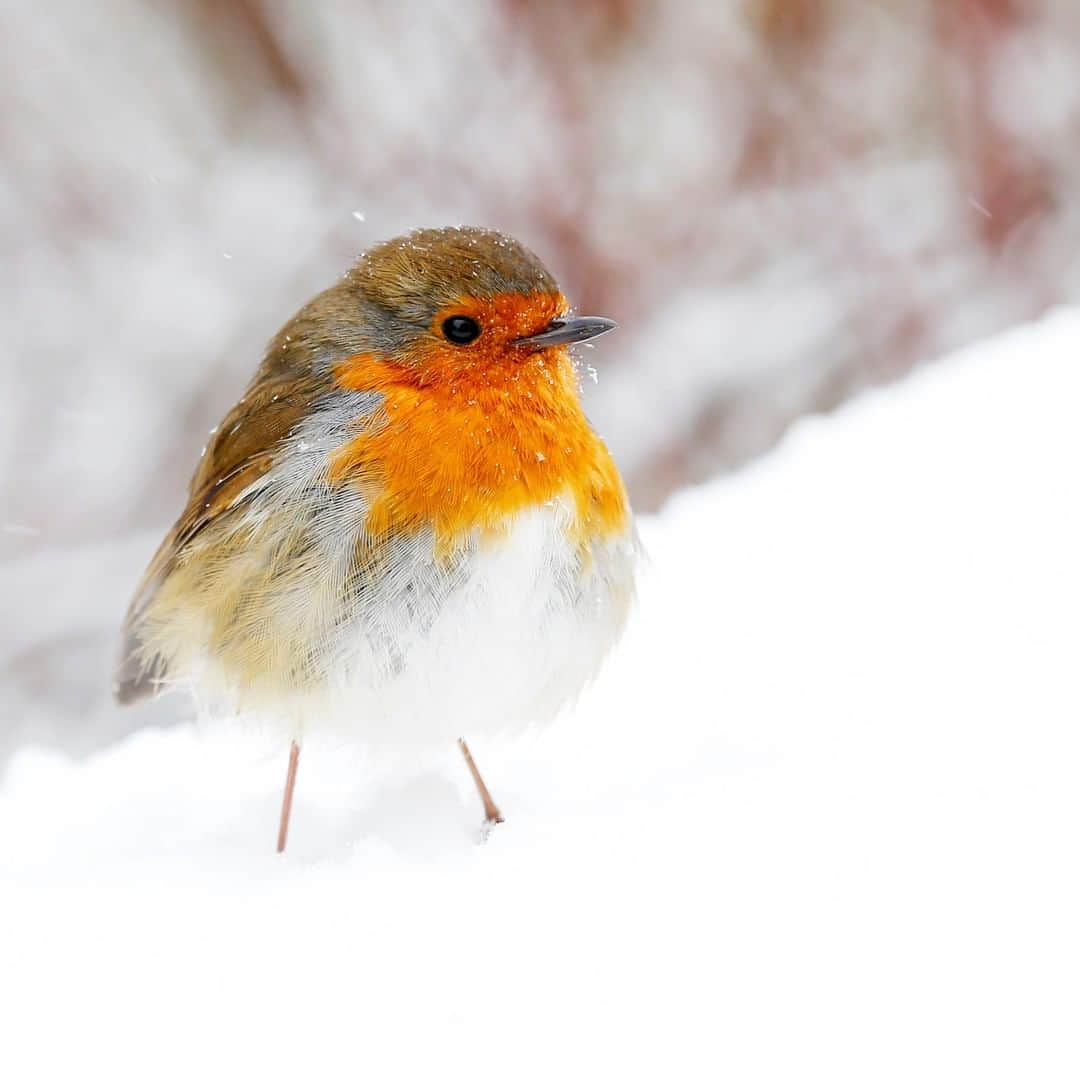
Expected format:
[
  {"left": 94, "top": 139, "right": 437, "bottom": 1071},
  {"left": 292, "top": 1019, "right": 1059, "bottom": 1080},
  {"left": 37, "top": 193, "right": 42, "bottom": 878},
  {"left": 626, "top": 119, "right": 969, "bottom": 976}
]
[{"left": 116, "top": 226, "right": 637, "bottom": 851}]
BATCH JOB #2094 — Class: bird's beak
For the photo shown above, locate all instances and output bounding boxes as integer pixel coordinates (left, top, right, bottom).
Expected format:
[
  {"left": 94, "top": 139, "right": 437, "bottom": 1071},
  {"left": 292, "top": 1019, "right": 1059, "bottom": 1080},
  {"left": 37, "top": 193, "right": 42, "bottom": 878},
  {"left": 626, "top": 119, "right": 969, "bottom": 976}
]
[{"left": 512, "top": 315, "right": 617, "bottom": 349}]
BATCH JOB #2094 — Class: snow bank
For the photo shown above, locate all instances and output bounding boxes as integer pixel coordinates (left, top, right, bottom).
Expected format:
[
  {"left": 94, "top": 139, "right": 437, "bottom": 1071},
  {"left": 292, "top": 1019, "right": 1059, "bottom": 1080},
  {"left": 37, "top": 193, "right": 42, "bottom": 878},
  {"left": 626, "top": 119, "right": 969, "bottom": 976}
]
[{"left": 3, "top": 311, "right": 1079, "bottom": 1078}]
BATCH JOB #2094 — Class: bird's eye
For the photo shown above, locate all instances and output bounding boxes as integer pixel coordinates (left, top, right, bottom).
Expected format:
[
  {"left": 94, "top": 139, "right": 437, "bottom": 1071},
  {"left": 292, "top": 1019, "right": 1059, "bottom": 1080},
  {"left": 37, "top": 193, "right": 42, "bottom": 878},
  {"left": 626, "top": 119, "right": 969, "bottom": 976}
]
[{"left": 442, "top": 315, "right": 481, "bottom": 345}]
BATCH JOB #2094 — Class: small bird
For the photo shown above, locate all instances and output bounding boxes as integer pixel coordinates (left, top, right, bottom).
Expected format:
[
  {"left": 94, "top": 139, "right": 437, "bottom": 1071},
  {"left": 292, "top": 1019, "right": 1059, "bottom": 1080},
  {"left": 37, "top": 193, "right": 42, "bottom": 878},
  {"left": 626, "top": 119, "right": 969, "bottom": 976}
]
[{"left": 116, "top": 226, "right": 637, "bottom": 851}]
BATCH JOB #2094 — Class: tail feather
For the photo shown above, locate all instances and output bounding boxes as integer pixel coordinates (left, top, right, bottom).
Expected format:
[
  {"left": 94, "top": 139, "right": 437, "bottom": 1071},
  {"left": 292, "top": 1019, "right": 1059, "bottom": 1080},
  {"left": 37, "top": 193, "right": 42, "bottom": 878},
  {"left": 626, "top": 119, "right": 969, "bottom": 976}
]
[
  {"left": 113, "top": 530, "right": 176, "bottom": 706},
  {"left": 113, "top": 625, "right": 167, "bottom": 704}
]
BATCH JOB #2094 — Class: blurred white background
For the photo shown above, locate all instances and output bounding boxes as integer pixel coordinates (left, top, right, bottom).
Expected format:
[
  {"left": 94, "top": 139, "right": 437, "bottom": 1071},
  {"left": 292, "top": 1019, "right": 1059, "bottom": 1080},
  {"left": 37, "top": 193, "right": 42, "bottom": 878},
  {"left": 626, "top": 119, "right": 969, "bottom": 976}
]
[{"left": 3, "top": 2, "right": 1079, "bottom": 762}]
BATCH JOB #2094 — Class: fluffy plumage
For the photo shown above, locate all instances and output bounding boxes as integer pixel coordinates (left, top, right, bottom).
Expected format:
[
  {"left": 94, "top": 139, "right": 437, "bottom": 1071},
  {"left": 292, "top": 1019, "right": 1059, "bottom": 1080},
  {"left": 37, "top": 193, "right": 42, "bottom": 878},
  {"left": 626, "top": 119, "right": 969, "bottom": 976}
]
[{"left": 117, "top": 226, "right": 636, "bottom": 746}]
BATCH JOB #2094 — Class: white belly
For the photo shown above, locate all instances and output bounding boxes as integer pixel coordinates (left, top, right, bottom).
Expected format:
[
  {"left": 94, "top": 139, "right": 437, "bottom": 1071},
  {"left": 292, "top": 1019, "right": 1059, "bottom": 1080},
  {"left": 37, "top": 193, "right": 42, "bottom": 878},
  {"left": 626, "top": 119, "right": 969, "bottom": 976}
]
[{"left": 196, "top": 498, "right": 637, "bottom": 748}]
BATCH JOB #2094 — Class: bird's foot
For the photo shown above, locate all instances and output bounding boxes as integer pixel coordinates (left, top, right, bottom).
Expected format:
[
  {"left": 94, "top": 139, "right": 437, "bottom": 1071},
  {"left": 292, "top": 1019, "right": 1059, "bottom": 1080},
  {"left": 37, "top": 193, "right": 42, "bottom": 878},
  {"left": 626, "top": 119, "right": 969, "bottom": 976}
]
[{"left": 476, "top": 814, "right": 505, "bottom": 845}]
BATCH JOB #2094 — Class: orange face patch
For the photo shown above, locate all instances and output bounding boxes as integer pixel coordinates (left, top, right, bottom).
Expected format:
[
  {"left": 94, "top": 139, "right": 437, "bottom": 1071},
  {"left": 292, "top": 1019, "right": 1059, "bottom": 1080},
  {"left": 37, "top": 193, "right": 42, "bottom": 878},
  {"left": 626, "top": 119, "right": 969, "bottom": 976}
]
[
  {"left": 427, "top": 291, "right": 565, "bottom": 356},
  {"left": 329, "top": 292, "right": 629, "bottom": 551}
]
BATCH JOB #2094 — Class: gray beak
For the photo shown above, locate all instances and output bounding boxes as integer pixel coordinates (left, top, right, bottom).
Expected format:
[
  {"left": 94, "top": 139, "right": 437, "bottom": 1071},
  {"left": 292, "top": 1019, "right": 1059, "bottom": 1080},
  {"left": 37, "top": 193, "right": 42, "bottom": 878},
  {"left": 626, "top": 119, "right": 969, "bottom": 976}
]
[{"left": 513, "top": 315, "right": 617, "bottom": 348}]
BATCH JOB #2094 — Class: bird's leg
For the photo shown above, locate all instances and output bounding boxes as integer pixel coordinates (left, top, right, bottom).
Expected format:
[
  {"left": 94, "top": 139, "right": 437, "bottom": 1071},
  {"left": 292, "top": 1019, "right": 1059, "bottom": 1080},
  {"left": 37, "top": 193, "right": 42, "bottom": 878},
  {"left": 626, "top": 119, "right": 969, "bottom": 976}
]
[
  {"left": 458, "top": 737, "right": 504, "bottom": 825},
  {"left": 276, "top": 740, "right": 301, "bottom": 854}
]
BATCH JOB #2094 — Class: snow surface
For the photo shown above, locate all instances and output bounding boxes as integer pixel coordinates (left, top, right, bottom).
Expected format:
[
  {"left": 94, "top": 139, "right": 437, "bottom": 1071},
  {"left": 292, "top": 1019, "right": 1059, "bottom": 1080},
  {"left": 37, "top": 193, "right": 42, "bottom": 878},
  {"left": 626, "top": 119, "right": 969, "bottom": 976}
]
[{"left": 3, "top": 311, "right": 1079, "bottom": 1078}]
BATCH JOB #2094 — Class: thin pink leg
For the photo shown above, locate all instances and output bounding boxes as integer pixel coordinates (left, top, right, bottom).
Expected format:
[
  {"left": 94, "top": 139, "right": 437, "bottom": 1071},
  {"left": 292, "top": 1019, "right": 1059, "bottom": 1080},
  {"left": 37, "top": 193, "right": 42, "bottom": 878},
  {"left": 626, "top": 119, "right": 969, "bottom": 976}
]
[
  {"left": 458, "top": 737, "right": 504, "bottom": 825},
  {"left": 277, "top": 740, "right": 301, "bottom": 853}
]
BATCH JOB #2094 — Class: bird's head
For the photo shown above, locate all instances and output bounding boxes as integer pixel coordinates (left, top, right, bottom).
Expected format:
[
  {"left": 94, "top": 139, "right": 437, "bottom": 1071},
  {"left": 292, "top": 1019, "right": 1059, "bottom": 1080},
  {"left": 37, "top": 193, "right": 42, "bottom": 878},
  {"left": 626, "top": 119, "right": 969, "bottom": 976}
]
[{"left": 276, "top": 226, "right": 615, "bottom": 381}]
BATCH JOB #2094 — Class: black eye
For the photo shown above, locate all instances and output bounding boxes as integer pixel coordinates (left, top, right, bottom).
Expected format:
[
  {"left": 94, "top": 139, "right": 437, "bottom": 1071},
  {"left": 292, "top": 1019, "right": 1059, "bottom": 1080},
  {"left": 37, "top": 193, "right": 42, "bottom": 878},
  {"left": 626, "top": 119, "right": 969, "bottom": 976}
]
[{"left": 442, "top": 315, "right": 481, "bottom": 345}]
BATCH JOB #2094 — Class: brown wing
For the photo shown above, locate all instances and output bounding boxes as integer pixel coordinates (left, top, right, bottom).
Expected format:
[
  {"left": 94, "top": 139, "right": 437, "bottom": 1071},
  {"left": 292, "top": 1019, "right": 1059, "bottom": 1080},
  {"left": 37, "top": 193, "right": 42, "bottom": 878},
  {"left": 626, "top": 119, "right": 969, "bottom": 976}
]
[{"left": 114, "top": 366, "right": 333, "bottom": 703}]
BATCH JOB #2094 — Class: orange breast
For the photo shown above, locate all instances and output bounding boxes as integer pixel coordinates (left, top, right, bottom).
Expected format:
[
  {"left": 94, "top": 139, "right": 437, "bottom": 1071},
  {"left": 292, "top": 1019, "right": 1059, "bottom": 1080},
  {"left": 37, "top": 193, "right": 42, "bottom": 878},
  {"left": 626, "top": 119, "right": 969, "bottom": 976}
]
[{"left": 328, "top": 347, "right": 629, "bottom": 552}]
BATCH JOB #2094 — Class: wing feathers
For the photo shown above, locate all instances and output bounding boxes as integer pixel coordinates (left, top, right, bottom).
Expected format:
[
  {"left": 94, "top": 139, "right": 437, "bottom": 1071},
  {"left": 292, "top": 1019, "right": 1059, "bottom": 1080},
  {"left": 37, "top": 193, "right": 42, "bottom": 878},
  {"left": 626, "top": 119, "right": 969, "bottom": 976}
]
[{"left": 114, "top": 368, "right": 335, "bottom": 703}]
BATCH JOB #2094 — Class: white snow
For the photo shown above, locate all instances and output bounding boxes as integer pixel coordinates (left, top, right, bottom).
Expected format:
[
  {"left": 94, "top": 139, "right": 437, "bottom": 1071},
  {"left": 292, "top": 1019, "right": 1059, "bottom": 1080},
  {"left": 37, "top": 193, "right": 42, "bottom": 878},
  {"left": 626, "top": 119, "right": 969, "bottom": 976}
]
[{"left": 3, "top": 311, "right": 1079, "bottom": 1078}]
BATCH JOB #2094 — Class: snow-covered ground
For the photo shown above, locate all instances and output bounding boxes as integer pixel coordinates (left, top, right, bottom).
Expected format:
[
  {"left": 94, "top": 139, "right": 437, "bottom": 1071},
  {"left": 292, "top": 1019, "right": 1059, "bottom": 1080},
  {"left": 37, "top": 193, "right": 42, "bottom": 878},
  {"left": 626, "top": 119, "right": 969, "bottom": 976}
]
[{"left": 3, "top": 312, "right": 1079, "bottom": 1078}]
